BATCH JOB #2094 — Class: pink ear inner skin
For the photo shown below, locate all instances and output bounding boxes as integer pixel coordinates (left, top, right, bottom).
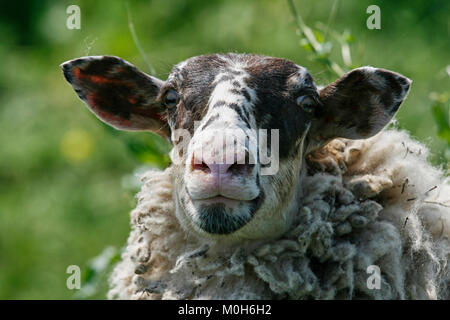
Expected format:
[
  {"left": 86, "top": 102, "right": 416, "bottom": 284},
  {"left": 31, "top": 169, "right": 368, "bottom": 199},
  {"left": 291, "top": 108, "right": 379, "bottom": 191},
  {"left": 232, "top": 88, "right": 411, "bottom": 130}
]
[
  {"left": 73, "top": 66, "right": 165, "bottom": 130},
  {"left": 128, "top": 97, "right": 138, "bottom": 104},
  {"left": 87, "top": 92, "right": 132, "bottom": 128}
]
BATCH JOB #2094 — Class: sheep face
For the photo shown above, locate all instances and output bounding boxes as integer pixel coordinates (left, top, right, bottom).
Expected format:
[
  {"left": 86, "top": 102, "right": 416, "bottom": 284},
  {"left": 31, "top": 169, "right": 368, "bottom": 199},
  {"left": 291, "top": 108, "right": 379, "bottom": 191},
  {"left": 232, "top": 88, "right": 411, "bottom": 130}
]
[
  {"left": 166, "top": 54, "right": 318, "bottom": 240},
  {"left": 61, "top": 53, "right": 411, "bottom": 242}
]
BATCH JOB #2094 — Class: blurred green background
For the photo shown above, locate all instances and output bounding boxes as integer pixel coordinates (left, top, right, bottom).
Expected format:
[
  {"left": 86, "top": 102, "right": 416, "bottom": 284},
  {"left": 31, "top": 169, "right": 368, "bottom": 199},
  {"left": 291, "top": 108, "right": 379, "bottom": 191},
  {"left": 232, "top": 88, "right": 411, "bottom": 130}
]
[{"left": 0, "top": 0, "right": 448, "bottom": 299}]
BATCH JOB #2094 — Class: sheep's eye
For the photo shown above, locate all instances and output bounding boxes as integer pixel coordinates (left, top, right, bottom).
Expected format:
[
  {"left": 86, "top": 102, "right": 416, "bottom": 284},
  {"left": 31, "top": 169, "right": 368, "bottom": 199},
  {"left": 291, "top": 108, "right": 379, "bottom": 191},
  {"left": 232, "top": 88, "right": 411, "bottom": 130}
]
[
  {"left": 296, "top": 95, "right": 316, "bottom": 113},
  {"left": 164, "top": 89, "right": 179, "bottom": 108}
]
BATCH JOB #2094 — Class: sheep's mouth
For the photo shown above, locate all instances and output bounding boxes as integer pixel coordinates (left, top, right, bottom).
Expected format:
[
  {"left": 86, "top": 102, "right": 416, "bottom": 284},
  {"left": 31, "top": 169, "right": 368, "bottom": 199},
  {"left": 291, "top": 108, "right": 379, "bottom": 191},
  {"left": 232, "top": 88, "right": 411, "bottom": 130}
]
[
  {"left": 192, "top": 195, "right": 263, "bottom": 235},
  {"left": 193, "top": 195, "right": 247, "bottom": 206}
]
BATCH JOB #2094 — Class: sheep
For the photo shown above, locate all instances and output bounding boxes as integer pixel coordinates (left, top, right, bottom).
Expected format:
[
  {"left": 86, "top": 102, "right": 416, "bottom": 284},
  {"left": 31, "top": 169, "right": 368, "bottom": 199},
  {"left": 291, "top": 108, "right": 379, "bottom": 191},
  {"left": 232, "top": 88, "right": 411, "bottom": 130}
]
[{"left": 60, "top": 53, "right": 450, "bottom": 299}]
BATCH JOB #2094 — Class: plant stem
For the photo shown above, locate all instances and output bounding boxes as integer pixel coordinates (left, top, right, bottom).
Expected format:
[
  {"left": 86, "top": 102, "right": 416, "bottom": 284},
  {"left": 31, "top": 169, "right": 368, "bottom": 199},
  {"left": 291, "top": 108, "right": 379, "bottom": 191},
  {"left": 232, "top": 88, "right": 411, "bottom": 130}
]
[
  {"left": 125, "top": 1, "right": 156, "bottom": 76},
  {"left": 286, "top": 0, "right": 345, "bottom": 77}
]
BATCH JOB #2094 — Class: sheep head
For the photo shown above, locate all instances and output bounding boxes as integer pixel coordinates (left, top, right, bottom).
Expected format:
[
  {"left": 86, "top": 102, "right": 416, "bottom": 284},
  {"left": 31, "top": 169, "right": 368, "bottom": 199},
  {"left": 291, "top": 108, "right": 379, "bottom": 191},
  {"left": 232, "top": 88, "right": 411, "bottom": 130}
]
[{"left": 61, "top": 53, "right": 411, "bottom": 243}]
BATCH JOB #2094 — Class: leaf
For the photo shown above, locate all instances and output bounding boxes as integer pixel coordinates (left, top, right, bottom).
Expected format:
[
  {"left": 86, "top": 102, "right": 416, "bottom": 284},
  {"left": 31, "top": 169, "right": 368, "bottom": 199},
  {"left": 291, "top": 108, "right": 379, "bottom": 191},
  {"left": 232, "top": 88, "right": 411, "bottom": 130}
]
[
  {"left": 432, "top": 102, "right": 450, "bottom": 144},
  {"left": 314, "top": 30, "right": 324, "bottom": 43},
  {"left": 300, "top": 38, "right": 313, "bottom": 51},
  {"left": 75, "top": 246, "right": 123, "bottom": 299},
  {"left": 343, "top": 30, "right": 354, "bottom": 43},
  {"left": 101, "top": 121, "right": 170, "bottom": 167}
]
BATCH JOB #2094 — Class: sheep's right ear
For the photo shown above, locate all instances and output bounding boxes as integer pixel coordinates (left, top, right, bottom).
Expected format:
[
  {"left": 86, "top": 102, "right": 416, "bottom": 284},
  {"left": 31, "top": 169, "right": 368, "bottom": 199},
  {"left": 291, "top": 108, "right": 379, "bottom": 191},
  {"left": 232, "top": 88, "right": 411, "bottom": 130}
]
[{"left": 60, "top": 56, "right": 170, "bottom": 138}]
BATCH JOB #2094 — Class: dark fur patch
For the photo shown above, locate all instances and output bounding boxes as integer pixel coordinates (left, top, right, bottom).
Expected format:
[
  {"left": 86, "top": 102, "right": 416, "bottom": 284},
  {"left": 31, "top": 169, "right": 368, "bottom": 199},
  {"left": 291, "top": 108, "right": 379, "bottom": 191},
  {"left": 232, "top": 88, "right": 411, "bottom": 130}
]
[
  {"left": 195, "top": 193, "right": 264, "bottom": 234},
  {"left": 166, "top": 53, "right": 315, "bottom": 160},
  {"left": 316, "top": 67, "right": 410, "bottom": 140},
  {"left": 197, "top": 204, "right": 241, "bottom": 234},
  {"left": 213, "top": 100, "right": 227, "bottom": 108},
  {"left": 202, "top": 113, "right": 220, "bottom": 130},
  {"left": 228, "top": 103, "right": 249, "bottom": 124},
  {"left": 232, "top": 80, "right": 241, "bottom": 88},
  {"left": 240, "top": 88, "right": 251, "bottom": 102}
]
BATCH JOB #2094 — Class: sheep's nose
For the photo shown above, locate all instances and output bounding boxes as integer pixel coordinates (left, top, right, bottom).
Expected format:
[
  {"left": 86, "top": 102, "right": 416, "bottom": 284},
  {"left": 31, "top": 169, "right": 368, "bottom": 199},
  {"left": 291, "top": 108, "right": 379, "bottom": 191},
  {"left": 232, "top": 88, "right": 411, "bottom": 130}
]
[
  {"left": 191, "top": 150, "right": 252, "bottom": 176},
  {"left": 186, "top": 146, "right": 259, "bottom": 201}
]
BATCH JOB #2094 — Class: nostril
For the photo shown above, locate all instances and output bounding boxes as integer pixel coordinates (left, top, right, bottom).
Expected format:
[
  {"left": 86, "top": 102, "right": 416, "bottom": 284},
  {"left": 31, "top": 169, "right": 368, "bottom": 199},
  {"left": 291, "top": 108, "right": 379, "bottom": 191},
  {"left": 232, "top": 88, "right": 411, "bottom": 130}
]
[
  {"left": 192, "top": 160, "right": 210, "bottom": 173},
  {"left": 227, "top": 150, "right": 255, "bottom": 174},
  {"left": 190, "top": 150, "right": 255, "bottom": 175},
  {"left": 228, "top": 163, "right": 248, "bottom": 174}
]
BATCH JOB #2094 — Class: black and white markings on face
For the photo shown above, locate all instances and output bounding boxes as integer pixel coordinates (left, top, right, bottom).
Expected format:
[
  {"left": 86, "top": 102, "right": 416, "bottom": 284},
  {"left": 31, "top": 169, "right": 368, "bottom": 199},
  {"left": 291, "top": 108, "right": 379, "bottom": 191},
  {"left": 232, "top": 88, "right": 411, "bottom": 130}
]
[
  {"left": 164, "top": 53, "right": 319, "bottom": 162},
  {"left": 165, "top": 53, "right": 319, "bottom": 237}
]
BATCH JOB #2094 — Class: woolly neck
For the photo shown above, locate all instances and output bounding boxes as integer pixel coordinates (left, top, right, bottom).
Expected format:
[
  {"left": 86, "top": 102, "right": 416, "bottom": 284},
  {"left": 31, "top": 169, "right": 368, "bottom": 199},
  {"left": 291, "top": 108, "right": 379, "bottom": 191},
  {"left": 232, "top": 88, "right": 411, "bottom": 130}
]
[{"left": 108, "top": 130, "right": 450, "bottom": 300}]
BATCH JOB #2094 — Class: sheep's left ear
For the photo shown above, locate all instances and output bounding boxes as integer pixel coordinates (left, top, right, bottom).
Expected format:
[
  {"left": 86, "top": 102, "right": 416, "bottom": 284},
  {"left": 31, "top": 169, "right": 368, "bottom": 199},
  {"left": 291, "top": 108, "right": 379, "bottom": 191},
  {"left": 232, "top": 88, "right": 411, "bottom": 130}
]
[{"left": 308, "top": 67, "right": 411, "bottom": 151}]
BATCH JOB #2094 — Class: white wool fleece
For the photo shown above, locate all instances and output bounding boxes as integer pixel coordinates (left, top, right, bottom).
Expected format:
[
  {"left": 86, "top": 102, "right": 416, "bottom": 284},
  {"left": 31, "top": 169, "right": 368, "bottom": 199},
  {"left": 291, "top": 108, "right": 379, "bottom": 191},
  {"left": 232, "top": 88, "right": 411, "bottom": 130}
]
[{"left": 108, "top": 129, "right": 449, "bottom": 300}]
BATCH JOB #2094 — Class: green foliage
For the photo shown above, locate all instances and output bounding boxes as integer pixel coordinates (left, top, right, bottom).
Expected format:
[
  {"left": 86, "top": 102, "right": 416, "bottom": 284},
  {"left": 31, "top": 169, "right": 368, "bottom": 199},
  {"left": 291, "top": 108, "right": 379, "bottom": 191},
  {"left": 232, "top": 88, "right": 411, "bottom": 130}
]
[
  {"left": 430, "top": 91, "right": 450, "bottom": 171},
  {"left": 287, "top": 0, "right": 346, "bottom": 78},
  {"left": 75, "top": 246, "right": 122, "bottom": 299},
  {"left": 102, "top": 124, "right": 171, "bottom": 168},
  {"left": 430, "top": 92, "right": 450, "bottom": 145}
]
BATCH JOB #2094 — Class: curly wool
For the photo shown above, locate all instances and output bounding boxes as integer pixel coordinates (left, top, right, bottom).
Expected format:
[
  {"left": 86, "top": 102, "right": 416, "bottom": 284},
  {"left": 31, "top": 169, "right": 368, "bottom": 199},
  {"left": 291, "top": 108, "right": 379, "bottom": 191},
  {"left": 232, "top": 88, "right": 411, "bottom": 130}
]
[{"left": 108, "top": 129, "right": 449, "bottom": 300}]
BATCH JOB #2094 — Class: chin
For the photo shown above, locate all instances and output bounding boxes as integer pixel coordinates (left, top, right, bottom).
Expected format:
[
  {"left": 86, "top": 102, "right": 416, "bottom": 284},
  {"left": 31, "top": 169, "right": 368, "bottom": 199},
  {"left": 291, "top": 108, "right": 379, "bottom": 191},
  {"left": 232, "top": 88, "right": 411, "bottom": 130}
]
[{"left": 184, "top": 195, "right": 263, "bottom": 236}]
